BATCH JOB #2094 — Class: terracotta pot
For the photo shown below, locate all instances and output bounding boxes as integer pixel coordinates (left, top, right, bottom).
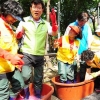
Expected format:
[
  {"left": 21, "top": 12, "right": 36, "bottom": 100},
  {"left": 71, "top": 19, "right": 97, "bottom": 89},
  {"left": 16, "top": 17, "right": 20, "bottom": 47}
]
[
  {"left": 51, "top": 76, "right": 94, "bottom": 100},
  {"left": 29, "top": 83, "right": 54, "bottom": 100}
]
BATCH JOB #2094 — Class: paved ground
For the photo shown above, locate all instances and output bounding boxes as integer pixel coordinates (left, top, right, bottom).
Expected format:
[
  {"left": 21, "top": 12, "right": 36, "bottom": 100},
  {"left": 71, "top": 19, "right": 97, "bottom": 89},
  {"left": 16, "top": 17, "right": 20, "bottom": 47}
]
[
  {"left": 82, "top": 92, "right": 100, "bottom": 100},
  {"left": 51, "top": 91, "right": 100, "bottom": 100},
  {"left": 51, "top": 95, "right": 60, "bottom": 100}
]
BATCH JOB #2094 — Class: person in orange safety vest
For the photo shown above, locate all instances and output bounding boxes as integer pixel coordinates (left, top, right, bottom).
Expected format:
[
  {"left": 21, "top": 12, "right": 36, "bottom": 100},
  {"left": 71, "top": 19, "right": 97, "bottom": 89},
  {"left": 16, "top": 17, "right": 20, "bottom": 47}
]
[
  {"left": 0, "top": 0, "right": 25, "bottom": 100},
  {"left": 54, "top": 25, "right": 82, "bottom": 83}
]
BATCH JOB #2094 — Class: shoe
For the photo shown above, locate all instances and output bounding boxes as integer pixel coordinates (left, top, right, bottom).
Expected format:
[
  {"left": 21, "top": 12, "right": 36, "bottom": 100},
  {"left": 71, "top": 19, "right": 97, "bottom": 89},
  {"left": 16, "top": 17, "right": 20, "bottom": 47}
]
[
  {"left": 66, "top": 79, "right": 76, "bottom": 84},
  {"left": 16, "top": 87, "right": 29, "bottom": 100},
  {"left": 66, "top": 80, "right": 72, "bottom": 84},
  {"left": 35, "top": 91, "right": 41, "bottom": 99},
  {"left": 73, "top": 79, "right": 77, "bottom": 83},
  {"left": 9, "top": 97, "right": 16, "bottom": 100},
  {"left": 16, "top": 95, "right": 25, "bottom": 100},
  {"left": 24, "top": 87, "right": 29, "bottom": 99},
  {"left": 34, "top": 89, "right": 42, "bottom": 99}
]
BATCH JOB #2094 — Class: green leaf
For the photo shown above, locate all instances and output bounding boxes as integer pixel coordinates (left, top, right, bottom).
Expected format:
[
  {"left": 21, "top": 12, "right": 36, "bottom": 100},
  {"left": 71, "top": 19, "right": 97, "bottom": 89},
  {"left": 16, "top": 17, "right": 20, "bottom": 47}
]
[{"left": 43, "top": 0, "right": 49, "bottom": 3}]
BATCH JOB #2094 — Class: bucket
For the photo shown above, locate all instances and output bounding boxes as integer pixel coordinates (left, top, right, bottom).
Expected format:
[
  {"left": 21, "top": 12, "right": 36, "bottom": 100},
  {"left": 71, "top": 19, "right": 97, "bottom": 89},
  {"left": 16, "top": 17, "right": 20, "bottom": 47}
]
[
  {"left": 29, "top": 83, "right": 54, "bottom": 100},
  {"left": 51, "top": 76, "right": 94, "bottom": 100}
]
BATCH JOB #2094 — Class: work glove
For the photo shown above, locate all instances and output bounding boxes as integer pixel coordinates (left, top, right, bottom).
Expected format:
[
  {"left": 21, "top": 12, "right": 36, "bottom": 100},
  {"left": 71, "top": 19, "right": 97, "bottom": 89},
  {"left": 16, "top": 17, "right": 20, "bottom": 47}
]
[
  {"left": 8, "top": 54, "right": 24, "bottom": 71},
  {"left": 16, "top": 21, "right": 24, "bottom": 39},
  {"left": 16, "top": 32, "right": 23, "bottom": 39},
  {"left": 0, "top": 48, "right": 24, "bottom": 71},
  {"left": 50, "top": 8, "right": 58, "bottom": 32}
]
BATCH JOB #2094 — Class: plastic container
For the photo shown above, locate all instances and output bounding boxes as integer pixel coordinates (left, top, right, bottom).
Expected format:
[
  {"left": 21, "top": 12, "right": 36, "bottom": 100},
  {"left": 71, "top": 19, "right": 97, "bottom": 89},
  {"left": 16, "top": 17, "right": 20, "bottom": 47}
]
[
  {"left": 51, "top": 76, "right": 94, "bottom": 100},
  {"left": 29, "top": 83, "right": 54, "bottom": 100}
]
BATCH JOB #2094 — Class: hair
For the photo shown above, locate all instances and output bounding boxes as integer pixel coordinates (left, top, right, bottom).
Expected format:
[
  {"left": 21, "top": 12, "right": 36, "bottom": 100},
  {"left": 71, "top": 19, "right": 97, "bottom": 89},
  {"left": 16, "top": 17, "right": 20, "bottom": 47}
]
[
  {"left": 0, "top": 0, "right": 24, "bottom": 18},
  {"left": 30, "top": 0, "right": 45, "bottom": 10},
  {"left": 77, "top": 11, "right": 89, "bottom": 22},
  {"left": 75, "top": 26, "right": 82, "bottom": 39},
  {"left": 81, "top": 50, "right": 94, "bottom": 61}
]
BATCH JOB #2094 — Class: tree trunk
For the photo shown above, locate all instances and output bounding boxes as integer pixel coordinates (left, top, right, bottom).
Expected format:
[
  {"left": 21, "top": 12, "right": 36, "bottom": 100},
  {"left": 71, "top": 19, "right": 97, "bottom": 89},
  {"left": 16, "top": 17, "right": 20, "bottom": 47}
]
[{"left": 45, "top": 0, "right": 53, "bottom": 68}]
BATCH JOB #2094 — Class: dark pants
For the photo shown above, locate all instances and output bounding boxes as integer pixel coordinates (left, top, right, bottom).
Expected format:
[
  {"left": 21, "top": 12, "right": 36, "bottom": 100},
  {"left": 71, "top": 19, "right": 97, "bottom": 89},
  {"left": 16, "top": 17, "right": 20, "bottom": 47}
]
[
  {"left": 21, "top": 52, "right": 44, "bottom": 94},
  {"left": 0, "top": 69, "right": 25, "bottom": 100},
  {"left": 79, "top": 62, "right": 87, "bottom": 82}
]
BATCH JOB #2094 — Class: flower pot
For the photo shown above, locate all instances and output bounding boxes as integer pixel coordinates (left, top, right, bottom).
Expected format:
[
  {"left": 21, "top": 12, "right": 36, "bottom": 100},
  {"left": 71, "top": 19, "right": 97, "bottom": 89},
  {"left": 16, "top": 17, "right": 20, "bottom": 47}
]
[
  {"left": 51, "top": 76, "right": 94, "bottom": 100},
  {"left": 29, "top": 83, "right": 54, "bottom": 100}
]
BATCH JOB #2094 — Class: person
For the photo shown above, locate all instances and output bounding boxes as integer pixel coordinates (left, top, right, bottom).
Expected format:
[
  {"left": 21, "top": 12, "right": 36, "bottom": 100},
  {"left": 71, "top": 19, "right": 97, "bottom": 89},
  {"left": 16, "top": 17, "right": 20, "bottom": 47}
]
[
  {"left": 90, "top": 25, "right": 100, "bottom": 52},
  {"left": 53, "top": 26, "right": 82, "bottom": 83},
  {"left": 89, "top": 25, "right": 100, "bottom": 92},
  {"left": 81, "top": 50, "right": 100, "bottom": 80},
  {"left": 64, "top": 11, "right": 93, "bottom": 81},
  {"left": 64, "top": 11, "right": 92, "bottom": 55},
  {"left": 81, "top": 50, "right": 100, "bottom": 92},
  {"left": 16, "top": 0, "right": 58, "bottom": 99},
  {"left": 0, "top": 0, "right": 25, "bottom": 100}
]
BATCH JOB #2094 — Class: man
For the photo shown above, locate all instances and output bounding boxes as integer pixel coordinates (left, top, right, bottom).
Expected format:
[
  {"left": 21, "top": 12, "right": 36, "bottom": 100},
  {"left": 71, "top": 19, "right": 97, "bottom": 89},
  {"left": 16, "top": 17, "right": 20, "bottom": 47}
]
[
  {"left": 65, "top": 11, "right": 92, "bottom": 55},
  {"left": 16, "top": 0, "right": 58, "bottom": 99}
]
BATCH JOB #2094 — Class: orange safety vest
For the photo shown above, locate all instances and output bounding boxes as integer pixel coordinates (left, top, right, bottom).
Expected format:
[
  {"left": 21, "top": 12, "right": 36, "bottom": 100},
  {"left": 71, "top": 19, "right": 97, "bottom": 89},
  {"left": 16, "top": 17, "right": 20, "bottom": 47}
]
[
  {"left": 57, "top": 35, "right": 80, "bottom": 64},
  {"left": 0, "top": 18, "right": 18, "bottom": 74}
]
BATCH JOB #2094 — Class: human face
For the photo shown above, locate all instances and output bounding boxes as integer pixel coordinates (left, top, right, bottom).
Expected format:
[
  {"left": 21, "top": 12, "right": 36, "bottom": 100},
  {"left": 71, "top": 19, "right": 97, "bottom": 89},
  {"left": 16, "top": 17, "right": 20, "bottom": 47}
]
[
  {"left": 78, "top": 20, "right": 87, "bottom": 27},
  {"left": 68, "top": 29, "right": 77, "bottom": 40},
  {"left": 96, "top": 32, "right": 100, "bottom": 36},
  {"left": 30, "top": 3, "right": 43, "bottom": 21},
  {"left": 86, "top": 59, "right": 93, "bottom": 64},
  {"left": 5, "top": 14, "right": 17, "bottom": 24}
]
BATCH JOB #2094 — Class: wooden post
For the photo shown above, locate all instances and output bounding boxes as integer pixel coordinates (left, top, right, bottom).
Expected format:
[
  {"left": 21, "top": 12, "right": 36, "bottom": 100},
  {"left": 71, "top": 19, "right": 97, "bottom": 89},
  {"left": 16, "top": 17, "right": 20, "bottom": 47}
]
[{"left": 44, "top": 0, "right": 53, "bottom": 68}]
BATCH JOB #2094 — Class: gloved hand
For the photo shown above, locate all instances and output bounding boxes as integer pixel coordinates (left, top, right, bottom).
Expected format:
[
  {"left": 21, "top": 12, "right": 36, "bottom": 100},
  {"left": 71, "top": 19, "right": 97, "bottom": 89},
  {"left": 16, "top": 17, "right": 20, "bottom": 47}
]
[
  {"left": 16, "top": 65, "right": 23, "bottom": 71},
  {"left": 16, "top": 32, "right": 23, "bottom": 39},
  {"left": 50, "top": 8, "right": 58, "bottom": 32},
  {"left": 16, "top": 21, "right": 24, "bottom": 39},
  {"left": 0, "top": 48, "right": 24, "bottom": 71},
  {"left": 5, "top": 54, "right": 24, "bottom": 71}
]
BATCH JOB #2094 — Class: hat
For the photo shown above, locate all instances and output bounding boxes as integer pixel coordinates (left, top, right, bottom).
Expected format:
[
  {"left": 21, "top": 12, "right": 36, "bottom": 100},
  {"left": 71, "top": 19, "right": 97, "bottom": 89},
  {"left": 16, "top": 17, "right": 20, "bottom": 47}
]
[
  {"left": 69, "top": 26, "right": 80, "bottom": 34},
  {"left": 95, "top": 25, "right": 100, "bottom": 32},
  {"left": 1, "top": 0, "right": 24, "bottom": 21},
  {"left": 11, "top": 14, "right": 23, "bottom": 21}
]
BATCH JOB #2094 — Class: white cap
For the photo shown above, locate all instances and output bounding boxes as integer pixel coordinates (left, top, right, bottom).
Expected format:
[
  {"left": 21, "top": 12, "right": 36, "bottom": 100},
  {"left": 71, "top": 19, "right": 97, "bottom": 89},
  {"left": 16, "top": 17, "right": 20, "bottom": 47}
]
[{"left": 95, "top": 25, "right": 100, "bottom": 32}]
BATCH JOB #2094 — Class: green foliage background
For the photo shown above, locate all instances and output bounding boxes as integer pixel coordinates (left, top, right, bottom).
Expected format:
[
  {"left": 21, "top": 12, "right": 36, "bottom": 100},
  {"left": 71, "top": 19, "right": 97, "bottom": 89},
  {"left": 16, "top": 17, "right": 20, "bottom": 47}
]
[{"left": 0, "top": 0, "right": 100, "bottom": 34}]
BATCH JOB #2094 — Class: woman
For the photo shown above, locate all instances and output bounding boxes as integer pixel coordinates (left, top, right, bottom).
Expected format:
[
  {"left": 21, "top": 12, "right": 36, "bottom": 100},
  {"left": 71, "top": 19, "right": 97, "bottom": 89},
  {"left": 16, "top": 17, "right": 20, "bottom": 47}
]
[
  {"left": 0, "top": 0, "right": 25, "bottom": 100},
  {"left": 54, "top": 26, "right": 82, "bottom": 83}
]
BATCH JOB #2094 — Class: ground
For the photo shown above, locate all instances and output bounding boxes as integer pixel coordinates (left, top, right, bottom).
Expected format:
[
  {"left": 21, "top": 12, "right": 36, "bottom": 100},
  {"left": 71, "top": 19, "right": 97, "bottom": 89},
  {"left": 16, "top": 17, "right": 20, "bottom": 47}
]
[{"left": 51, "top": 91, "right": 100, "bottom": 100}]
